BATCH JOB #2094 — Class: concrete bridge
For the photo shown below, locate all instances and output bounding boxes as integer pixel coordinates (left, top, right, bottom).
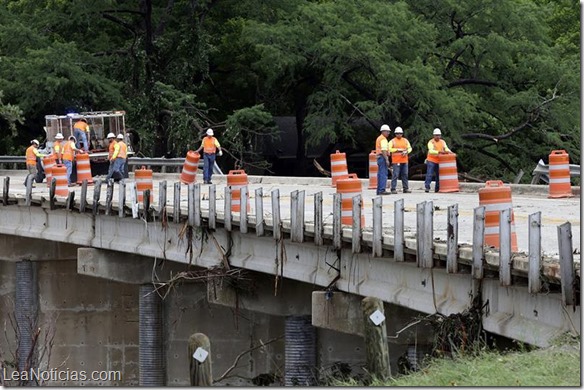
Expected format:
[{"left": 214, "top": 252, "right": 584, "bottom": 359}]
[{"left": 0, "top": 169, "right": 580, "bottom": 385}]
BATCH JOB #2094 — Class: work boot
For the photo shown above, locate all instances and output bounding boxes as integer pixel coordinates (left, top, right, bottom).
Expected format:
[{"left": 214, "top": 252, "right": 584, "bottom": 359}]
[
  {"left": 390, "top": 189, "right": 398, "bottom": 194},
  {"left": 403, "top": 189, "right": 411, "bottom": 193},
  {"left": 424, "top": 188, "right": 430, "bottom": 193}
]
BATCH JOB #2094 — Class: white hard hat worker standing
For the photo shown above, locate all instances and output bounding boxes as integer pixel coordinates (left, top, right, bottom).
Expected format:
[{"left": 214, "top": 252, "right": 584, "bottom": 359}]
[
  {"left": 24, "top": 139, "right": 46, "bottom": 186},
  {"left": 374, "top": 124, "right": 391, "bottom": 195},
  {"left": 388, "top": 126, "right": 412, "bottom": 194},
  {"left": 195, "top": 128, "right": 223, "bottom": 184},
  {"left": 425, "top": 128, "right": 452, "bottom": 193}
]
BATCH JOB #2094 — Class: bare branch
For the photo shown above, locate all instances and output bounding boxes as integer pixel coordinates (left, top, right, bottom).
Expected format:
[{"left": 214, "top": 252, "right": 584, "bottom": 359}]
[{"left": 214, "top": 335, "right": 284, "bottom": 383}]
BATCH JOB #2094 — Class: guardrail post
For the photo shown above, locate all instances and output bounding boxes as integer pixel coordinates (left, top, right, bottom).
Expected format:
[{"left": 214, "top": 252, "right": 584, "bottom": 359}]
[
  {"left": 240, "top": 186, "right": 248, "bottom": 234},
  {"left": 499, "top": 208, "right": 512, "bottom": 286},
  {"left": 157, "top": 180, "right": 167, "bottom": 218},
  {"left": 194, "top": 183, "right": 201, "bottom": 227},
  {"left": 118, "top": 180, "right": 126, "bottom": 218},
  {"left": 333, "top": 193, "right": 342, "bottom": 250},
  {"left": 558, "top": 222, "right": 576, "bottom": 306},
  {"left": 416, "top": 202, "right": 425, "bottom": 267},
  {"left": 79, "top": 179, "right": 87, "bottom": 212},
  {"left": 173, "top": 182, "right": 181, "bottom": 223},
  {"left": 130, "top": 181, "right": 139, "bottom": 219},
  {"left": 24, "top": 174, "right": 33, "bottom": 206},
  {"left": 224, "top": 186, "right": 232, "bottom": 231},
  {"left": 188, "top": 183, "right": 195, "bottom": 227},
  {"left": 314, "top": 191, "right": 323, "bottom": 246},
  {"left": 255, "top": 188, "right": 264, "bottom": 236},
  {"left": 394, "top": 198, "right": 404, "bottom": 262},
  {"left": 447, "top": 204, "right": 459, "bottom": 273},
  {"left": 143, "top": 189, "right": 151, "bottom": 221},
  {"left": 416, "top": 201, "right": 433, "bottom": 268},
  {"left": 105, "top": 179, "right": 114, "bottom": 215},
  {"left": 291, "top": 190, "right": 305, "bottom": 243},
  {"left": 65, "top": 191, "right": 75, "bottom": 211},
  {"left": 271, "top": 189, "right": 280, "bottom": 240},
  {"left": 528, "top": 212, "right": 541, "bottom": 293},
  {"left": 49, "top": 178, "right": 57, "bottom": 211},
  {"left": 2, "top": 176, "right": 9, "bottom": 206},
  {"left": 352, "top": 195, "right": 362, "bottom": 253},
  {"left": 92, "top": 179, "right": 102, "bottom": 216},
  {"left": 372, "top": 196, "right": 382, "bottom": 257},
  {"left": 472, "top": 206, "right": 486, "bottom": 280},
  {"left": 208, "top": 184, "right": 216, "bottom": 230}
]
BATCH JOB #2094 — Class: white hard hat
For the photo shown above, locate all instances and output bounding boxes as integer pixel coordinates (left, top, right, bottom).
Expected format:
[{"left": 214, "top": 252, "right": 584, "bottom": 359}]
[
  {"left": 433, "top": 128, "right": 442, "bottom": 135},
  {"left": 394, "top": 127, "right": 403, "bottom": 134},
  {"left": 31, "top": 139, "right": 39, "bottom": 145},
  {"left": 380, "top": 124, "right": 390, "bottom": 132},
  {"left": 206, "top": 129, "right": 214, "bottom": 136},
  {"left": 55, "top": 133, "right": 64, "bottom": 140},
  {"left": 116, "top": 133, "right": 124, "bottom": 140},
  {"left": 107, "top": 132, "right": 116, "bottom": 139}
]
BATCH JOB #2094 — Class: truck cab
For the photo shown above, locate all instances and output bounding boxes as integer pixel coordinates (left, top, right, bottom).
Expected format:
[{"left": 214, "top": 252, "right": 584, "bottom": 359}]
[{"left": 44, "top": 110, "right": 134, "bottom": 175}]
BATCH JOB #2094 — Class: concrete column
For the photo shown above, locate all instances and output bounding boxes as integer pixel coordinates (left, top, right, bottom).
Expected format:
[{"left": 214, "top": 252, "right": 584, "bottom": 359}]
[
  {"left": 139, "top": 284, "right": 165, "bottom": 386},
  {"left": 284, "top": 315, "right": 316, "bottom": 386},
  {"left": 15, "top": 260, "right": 38, "bottom": 381}
]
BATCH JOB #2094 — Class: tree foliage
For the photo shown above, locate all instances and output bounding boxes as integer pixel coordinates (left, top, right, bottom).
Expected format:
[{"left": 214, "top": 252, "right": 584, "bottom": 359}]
[{"left": 0, "top": 0, "right": 578, "bottom": 180}]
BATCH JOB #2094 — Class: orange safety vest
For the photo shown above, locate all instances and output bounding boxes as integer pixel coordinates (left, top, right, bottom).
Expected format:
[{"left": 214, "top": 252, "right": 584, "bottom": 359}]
[
  {"left": 62, "top": 141, "right": 75, "bottom": 161},
  {"left": 53, "top": 140, "right": 63, "bottom": 160},
  {"left": 108, "top": 141, "right": 116, "bottom": 160},
  {"left": 426, "top": 139, "right": 447, "bottom": 164},
  {"left": 117, "top": 141, "right": 127, "bottom": 159},
  {"left": 202, "top": 136, "right": 219, "bottom": 154},
  {"left": 375, "top": 134, "right": 387, "bottom": 155},
  {"left": 389, "top": 137, "right": 410, "bottom": 164},
  {"left": 74, "top": 121, "right": 90, "bottom": 133},
  {"left": 26, "top": 145, "right": 38, "bottom": 166}
]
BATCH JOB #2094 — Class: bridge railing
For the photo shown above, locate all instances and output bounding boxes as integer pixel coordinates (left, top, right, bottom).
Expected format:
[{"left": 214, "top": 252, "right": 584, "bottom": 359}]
[
  {"left": 0, "top": 155, "right": 223, "bottom": 175},
  {"left": 2, "top": 176, "right": 579, "bottom": 308}
]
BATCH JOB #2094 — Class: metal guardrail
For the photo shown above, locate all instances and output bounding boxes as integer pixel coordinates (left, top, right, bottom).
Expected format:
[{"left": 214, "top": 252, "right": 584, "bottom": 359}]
[
  {"left": 531, "top": 159, "right": 580, "bottom": 184},
  {"left": 0, "top": 155, "right": 224, "bottom": 175}
]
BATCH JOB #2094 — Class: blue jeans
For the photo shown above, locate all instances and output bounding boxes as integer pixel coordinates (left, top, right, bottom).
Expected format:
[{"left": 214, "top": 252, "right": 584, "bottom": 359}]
[
  {"left": 203, "top": 153, "right": 216, "bottom": 182},
  {"left": 391, "top": 163, "right": 409, "bottom": 191},
  {"left": 376, "top": 155, "right": 388, "bottom": 194},
  {"left": 106, "top": 158, "right": 125, "bottom": 180},
  {"left": 63, "top": 160, "right": 73, "bottom": 185},
  {"left": 74, "top": 129, "right": 89, "bottom": 152},
  {"left": 425, "top": 161, "right": 439, "bottom": 191}
]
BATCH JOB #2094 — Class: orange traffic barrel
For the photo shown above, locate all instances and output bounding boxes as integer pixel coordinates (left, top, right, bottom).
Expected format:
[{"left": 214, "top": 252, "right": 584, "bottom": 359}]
[
  {"left": 180, "top": 150, "right": 200, "bottom": 184},
  {"left": 478, "top": 180, "right": 518, "bottom": 252},
  {"left": 330, "top": 150, "right": 349, "bottom": 187},
  {"left": 336, "top": 174, "right": 365, "bottom": 228},
  {"left": 43, "top": 155, "right": 56, "bottom": 188},
  {"left": 75, "top": 153, "right": 93, "bottom": 185},
  {"left": 367, "top": 150, "right": 378, "bottom": 190},
  {"left": 135, "top": 166, "right": 153, "bottom": 203},
  {"left": 438, "top": 153, "right": 459, "bottom": 192},
  {"left": 52, "top": 164, "right": 69, "bottom": 197},
  {"left": 548, "top": 150, "right": 572, "bottom": 198},
  {"left": 227, "top": 169, "right": 250, "bottom": 213}
]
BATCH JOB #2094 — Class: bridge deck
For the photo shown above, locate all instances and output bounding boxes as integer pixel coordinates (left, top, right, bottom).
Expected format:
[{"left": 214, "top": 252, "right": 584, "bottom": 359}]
[{"left": 2, "top": 170, "right": 580, "bottom": 257}]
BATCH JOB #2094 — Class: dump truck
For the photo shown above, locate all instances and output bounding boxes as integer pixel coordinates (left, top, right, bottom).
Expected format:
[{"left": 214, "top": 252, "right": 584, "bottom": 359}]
[{"left": 44, "top": 110, "right": 134, "bottom": 176}]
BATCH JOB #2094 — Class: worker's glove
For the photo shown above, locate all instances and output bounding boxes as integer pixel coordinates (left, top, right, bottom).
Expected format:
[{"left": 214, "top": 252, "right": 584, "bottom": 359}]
[{"left": 218, "top": 150, "right": 223, "bottom": 157}]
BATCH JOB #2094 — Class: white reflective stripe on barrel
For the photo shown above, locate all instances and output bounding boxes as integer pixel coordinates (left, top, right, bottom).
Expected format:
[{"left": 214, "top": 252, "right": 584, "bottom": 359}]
[
  {"left": 440, "top": 162, "right": 457, "bottom": 168},
  {"left": 440, "top": 175, "right": 458, "bottom": 180},
  {"left": 331, "top": 161, "right": 346, "bottom": 167},
  {"left": 549, "top": 177, "right": 571, "bottom": 183},
  {"left": 548, "top": 164, "right": 569, "bottom": 171}
]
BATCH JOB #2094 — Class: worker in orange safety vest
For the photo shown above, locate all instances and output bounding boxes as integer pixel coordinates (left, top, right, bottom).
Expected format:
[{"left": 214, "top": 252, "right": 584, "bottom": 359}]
[
  {"left": 388, "top": 126, "right": 413, "bottom": 194},
  {"left": 375, "top": 124, "right": 391, "bottom": 195},
  {"left": 24, "top": 139, "right": 46, "bottom": 185},
  {"left": 424, "top": 128, "right": 452, "bottom": 193},
  {"left": 195, "top": 128, "right": 223, "bottom": 184},
  {"left": 53, "top": 133, "right": 64, "bottom": 164},
  {"left": 62, "top": 135, "right": 86, "bottom": 185}
]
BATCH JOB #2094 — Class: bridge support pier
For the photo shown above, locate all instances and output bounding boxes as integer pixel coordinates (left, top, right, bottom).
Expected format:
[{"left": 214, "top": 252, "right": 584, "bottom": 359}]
[
  {"left": 284, "top": 315, "right": 317, "bottom": 386},
  {"left": 139, "top": 284, "right": 165, "bottom": 386},
  {"left": 15, "top": 260, "right": 38, "bottom": 382}
]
